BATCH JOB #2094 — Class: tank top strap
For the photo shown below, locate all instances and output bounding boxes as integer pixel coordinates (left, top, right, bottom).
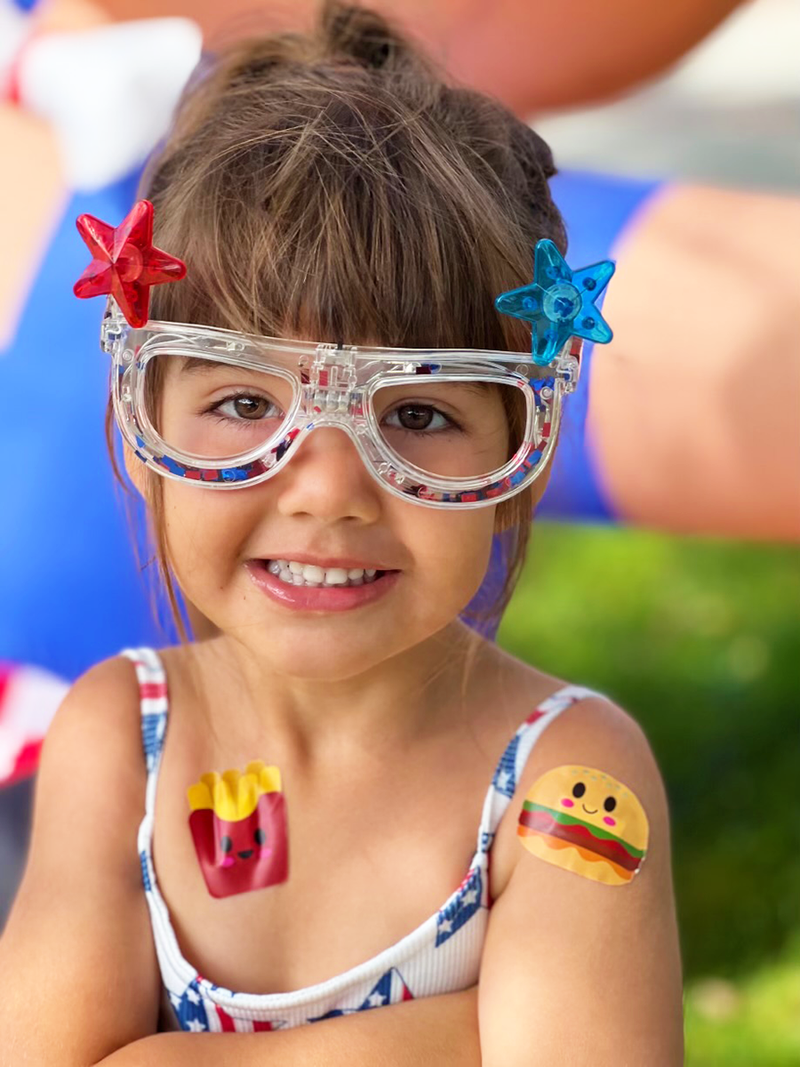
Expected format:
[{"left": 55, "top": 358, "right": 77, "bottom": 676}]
[
  {"left": 475, "top": 683, "right": 607, "bottom": 856},
  {"left": 120, "top": 647, "right": 170, "bottom": 816}
]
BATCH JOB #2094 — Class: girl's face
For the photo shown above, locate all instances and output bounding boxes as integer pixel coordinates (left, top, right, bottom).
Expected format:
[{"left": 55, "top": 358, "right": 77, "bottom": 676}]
[{"left": 129, "top": 371, "right": 512, "bottom": 682}]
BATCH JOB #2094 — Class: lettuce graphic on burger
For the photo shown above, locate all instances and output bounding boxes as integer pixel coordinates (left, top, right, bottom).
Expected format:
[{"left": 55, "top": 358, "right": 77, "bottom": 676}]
[{"left": 517, "top": 765, "right": 648, "bottom": 886}]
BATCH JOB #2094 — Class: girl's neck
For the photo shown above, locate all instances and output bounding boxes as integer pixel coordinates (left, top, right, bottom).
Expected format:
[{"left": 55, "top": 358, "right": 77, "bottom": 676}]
[{"left": 182, "top": 620, "right": 496, "bottom": 767}]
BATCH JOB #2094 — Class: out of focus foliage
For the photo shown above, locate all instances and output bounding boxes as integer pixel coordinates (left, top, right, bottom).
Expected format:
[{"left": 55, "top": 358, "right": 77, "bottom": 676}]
[
  {"left": 498, "top": 520, "right": 800, "bottom": 1063},
  {"left": 684, "top": 933, "right": 800, "bottom": 1066}
]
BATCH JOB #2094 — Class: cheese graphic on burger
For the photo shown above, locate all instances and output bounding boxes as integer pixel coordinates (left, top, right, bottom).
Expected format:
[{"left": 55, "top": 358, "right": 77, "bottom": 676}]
[
  {"left": 517, "top": 765, "right": 648, "bottom": 886},
  {"left": 187, "top": 760, "right": 288, "bottom": 899}
]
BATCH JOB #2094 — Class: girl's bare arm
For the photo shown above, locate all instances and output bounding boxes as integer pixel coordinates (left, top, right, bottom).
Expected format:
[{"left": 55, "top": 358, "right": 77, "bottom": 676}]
[
  {"left": 93, "top": 987, "right": 480, "bottom": 1067},
  {"left": 0, "top": 659, "right": 162, "bottom": 1066},
  {"left": 478, "top": 697, "right": 684, "bottom": 1066}
]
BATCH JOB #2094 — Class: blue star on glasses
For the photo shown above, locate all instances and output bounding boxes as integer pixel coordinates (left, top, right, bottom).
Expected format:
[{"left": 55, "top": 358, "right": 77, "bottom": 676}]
[{"left": 495, "top": 239, "right": 616, "bottom": 366}]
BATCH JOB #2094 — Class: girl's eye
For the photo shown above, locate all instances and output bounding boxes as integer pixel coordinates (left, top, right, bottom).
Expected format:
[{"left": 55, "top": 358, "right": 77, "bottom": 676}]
[
  {"left": 383, "top": 404, "right": 455, "bottom": 434},
  {"left": 220, "top": 835, "right": 233, "bottom": 853},
  {"left": 210, "top": 394, "right": 281, "bottom": 421},
  {"left": 254, "top": 828, "right": 266, "bottom": 845}
]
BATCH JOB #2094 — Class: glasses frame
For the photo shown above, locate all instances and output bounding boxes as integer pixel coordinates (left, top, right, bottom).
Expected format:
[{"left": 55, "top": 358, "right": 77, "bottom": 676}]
[{"left": 101, "top": 298, "right": 583, "bottom": 509}]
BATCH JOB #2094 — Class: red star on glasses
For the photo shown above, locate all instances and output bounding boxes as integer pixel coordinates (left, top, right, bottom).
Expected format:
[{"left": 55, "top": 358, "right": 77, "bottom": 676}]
[{"left": 73, "top": 199, "right": 186, "bottom": 328}]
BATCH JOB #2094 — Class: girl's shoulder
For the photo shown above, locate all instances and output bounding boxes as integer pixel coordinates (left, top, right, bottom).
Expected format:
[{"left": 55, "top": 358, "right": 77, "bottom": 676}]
[
  {"left": 479, "top": 645, "right": 663, "bottom": 888},
  {"left": 48, "top": 646, "right": 185, "bottom": 798},
  {"left": 59, "top": 652, "right": 147, "bottom": 744},
  {"left": 32, "top": 652, "right": 156, "bottom": 891}
]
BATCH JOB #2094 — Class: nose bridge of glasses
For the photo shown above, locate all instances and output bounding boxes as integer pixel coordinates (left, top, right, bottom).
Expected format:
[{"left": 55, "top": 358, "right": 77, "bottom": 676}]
[
  {"left": 286, "top": 419, "right": 376, "bottom": 492},
  {"left": 299, "top": 343, "right": 367, "bottom": 429}
]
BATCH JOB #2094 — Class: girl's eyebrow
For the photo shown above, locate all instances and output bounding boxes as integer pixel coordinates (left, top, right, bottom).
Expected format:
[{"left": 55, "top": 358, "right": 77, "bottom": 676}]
[
  {"left": 176, "top": 356, "right": 281, "bottom": 375},
  {"left": 456, "top": 381, "right": 493, "bottom": 395},
  {"left": 176, "top": 357, "right": 499, "bottom": 391},
  {"left": 177, "top": 357, "right": 229, "bottom": 374}
]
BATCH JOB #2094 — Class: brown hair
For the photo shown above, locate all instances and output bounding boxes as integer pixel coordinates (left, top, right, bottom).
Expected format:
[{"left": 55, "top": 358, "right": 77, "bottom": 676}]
[{"left": 108, "top": 0, "right": 566, "bottom": 642}]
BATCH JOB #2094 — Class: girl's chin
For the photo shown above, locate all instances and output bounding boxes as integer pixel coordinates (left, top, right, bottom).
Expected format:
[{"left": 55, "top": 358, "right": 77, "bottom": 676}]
[
  {"left": 253, "top": 645, "right": 401, "bottom": 684},
  {"left": 230, "top": 611, "right": 435, "bottom": 680}
]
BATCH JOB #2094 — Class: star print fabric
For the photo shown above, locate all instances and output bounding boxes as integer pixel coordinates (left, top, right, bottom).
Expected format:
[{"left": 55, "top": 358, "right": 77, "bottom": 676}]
[{"left": 123, "top": 647, "right": 607, "bottom": 1031}]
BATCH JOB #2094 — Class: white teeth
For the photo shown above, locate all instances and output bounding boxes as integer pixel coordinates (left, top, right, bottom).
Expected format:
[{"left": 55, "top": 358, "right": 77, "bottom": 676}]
[
  {"left": 324, "top": 568, "right": 349, "bottom": 585},
  {"left": 266, "top": 559, "right": 385, "bottom": 588}
]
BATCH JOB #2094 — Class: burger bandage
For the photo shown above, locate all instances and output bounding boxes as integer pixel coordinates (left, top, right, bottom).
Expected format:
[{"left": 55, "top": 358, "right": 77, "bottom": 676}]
[
  {"left": 517, "top": 765, "right": 648, "bottom": 885},
  {"left": 187, "top": 760, "right": 288, "bottom": 899}
]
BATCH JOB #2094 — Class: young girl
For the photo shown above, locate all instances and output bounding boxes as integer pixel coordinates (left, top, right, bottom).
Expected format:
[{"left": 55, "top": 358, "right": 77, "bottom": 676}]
[{"left": 0, "top": 3, "right": 684, "bottom": 1063}]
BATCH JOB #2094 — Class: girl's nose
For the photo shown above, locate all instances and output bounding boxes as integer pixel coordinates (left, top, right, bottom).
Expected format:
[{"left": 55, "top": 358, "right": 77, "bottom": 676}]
[{"left": 273, "top": 425, "right": 383, "bottom": 523}]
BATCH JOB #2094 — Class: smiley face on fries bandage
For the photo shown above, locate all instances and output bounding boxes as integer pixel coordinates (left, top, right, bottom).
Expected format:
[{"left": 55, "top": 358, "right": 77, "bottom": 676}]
[
  {"left": 187, "top": 760, "right": 288, "bottom": 899},
  {"left": 517, "top": 766, "right": 648, "bottom": 885}
]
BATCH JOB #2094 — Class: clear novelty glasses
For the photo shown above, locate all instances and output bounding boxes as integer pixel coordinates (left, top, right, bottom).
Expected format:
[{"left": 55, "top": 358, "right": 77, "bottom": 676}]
[{"left": 101, "top": 300, "right": 583, "bottom": 510}]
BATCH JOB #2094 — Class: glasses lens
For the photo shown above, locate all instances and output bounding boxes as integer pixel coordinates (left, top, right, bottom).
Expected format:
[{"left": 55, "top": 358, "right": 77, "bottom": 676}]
[
  {"left": 141, "top": 353, "right": 296, "bottom": 462},
  {"left": 372, "top": 377, "right": 528, "bottom": 479}
]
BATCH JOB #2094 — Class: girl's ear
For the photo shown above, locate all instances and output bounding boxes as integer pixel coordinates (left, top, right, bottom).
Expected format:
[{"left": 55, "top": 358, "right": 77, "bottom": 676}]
[
  {"left": 495, "top": 462, "right": 554, "bottom": 533},
  {"left": 122, "top": 441, "right": 148, "bottom": 498},
  {"left": 529, "top": 464, "right": 554, "bottom": 512}
]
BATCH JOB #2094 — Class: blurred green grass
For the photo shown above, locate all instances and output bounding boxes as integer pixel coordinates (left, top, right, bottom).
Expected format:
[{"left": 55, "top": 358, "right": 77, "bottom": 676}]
[
  {"left": 684, "top": 933, "right": 800, "bottom": 1066},
  {"left": 497, "top": 519, "right": 800, "bottom": 1063}
]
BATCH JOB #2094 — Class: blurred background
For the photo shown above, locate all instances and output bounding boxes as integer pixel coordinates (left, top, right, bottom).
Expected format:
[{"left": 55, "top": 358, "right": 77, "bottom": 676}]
[{"left": 1, "top": 0, "right": 798, "bottom": 1062}]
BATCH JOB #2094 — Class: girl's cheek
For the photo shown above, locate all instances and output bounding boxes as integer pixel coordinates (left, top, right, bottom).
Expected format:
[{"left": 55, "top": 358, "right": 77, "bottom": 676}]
[
  {"left": 560, "top": 797, "right": 574, "bottom": 808},
  {"left": 603, "top": 816, "right": 616, "bottom": 826}
]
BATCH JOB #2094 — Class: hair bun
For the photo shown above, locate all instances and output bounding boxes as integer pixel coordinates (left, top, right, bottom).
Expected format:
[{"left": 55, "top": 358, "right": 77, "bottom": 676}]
[{"left": 321, "top": 1, "right": 417, "bottom": 72}]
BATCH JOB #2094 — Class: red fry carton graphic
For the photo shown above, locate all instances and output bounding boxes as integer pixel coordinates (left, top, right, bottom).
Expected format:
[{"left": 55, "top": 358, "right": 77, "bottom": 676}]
[{"left": 187, "top": 760, "right": 288, "bottom": 899}]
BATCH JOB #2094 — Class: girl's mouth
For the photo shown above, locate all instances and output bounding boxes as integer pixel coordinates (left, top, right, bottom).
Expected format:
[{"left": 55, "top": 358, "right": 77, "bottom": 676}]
[{"left": 245, "top": 560, "right": 400, "bottom": 613}]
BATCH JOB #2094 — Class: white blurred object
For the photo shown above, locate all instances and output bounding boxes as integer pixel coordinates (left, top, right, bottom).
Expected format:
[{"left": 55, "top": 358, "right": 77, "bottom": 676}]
[
  {"left": 14, "top": 18, "right": 202, "bottom": 190},
  {"left": 0, "top": 2, "right": 29, "bottom": 91},
  {"left": 0, "top": 663, "right": 68, "bottom": 786},
  {"left": 536, "top": 0, "right": 800, "bottom": 192},
  {"left": 669, "top": 0, "right": 800, "bottom": 105}
]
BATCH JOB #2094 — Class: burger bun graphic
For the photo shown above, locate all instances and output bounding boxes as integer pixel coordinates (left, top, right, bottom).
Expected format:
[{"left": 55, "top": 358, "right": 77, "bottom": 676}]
[{"left": 517, "top": 765, "right": 648, "bottom": 886}]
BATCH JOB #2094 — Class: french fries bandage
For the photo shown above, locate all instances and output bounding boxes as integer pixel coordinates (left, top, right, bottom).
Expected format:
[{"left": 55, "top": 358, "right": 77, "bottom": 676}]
[
  {"left": 517, "top": 765, "right": 648, "bottom": 886},
  {"left": 187, "top": 760, "right": 288, "bottom": 898}
]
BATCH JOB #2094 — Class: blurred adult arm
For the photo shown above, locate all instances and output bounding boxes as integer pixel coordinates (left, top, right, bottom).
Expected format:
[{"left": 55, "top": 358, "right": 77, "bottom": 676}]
[
  {"left": 589, "top": 184, "right": 800, "bottom": 542},
  {"left": 97, "top": 0, "right": 746, "bottom": 112}
]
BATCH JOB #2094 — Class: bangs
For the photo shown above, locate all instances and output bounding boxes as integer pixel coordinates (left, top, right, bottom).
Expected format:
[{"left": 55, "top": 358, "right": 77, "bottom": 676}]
[{"left": 144, "top": 74, "right": 540, "bottom": 356}]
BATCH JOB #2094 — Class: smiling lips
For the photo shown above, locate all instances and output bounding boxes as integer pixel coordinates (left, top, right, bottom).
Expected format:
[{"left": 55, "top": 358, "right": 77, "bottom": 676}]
[{"left": 246, "top": 560, "right": 400, "bottom": 612}]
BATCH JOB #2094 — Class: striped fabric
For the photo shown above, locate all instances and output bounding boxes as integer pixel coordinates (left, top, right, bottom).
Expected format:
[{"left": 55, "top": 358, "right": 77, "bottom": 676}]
[{"left": 121, "top": 646, "right": 605, "bottom": 1032}]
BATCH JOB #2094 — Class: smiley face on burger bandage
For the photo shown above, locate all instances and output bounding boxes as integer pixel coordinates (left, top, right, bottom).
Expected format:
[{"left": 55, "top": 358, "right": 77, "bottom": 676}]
[{"left": 517, "top": 765, "right": 648, "bottom": 885}]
